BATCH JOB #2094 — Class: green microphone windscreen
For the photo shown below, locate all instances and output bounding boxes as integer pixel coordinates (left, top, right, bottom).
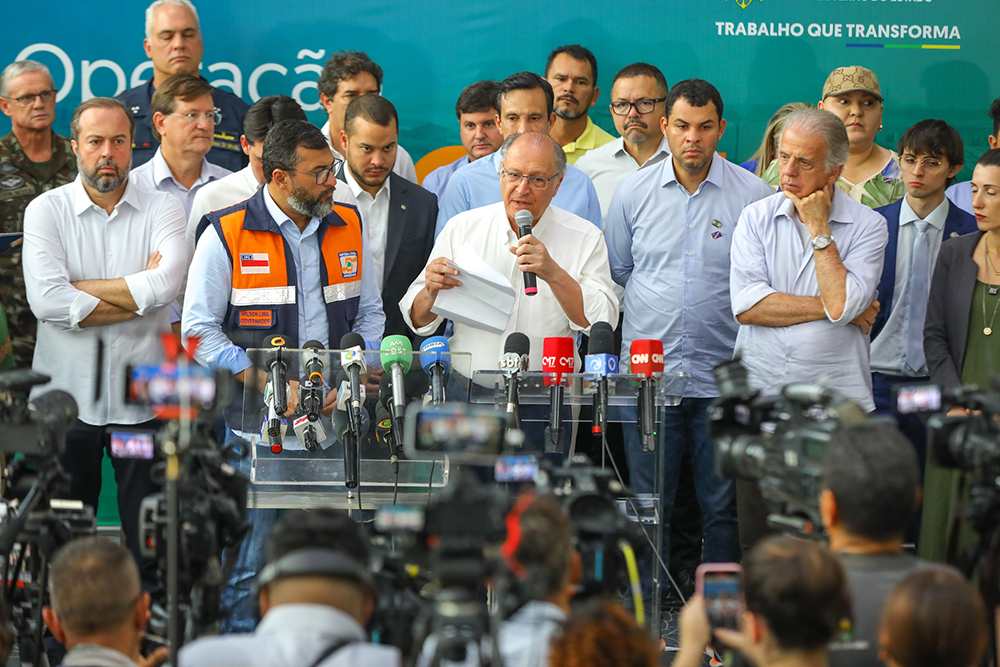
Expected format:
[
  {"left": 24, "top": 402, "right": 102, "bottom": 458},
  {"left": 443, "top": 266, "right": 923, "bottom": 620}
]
[{"left": 381, "top": 335, "right": 413, "bottom": 373}]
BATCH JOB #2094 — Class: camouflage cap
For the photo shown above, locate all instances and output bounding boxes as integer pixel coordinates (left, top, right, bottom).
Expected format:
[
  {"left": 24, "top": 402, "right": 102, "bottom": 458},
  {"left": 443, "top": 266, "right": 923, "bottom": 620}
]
[{"left": 822, "top": 65, "right": 883, "bottom": 102}]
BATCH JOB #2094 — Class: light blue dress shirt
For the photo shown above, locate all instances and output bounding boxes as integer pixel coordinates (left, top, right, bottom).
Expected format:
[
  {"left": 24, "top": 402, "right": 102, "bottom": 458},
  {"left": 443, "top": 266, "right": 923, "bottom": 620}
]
[
  {"left": 434, "top": 150, "right": 603, "bottom": 237},
  {"left": 422, "top": 154, "right": 470, "bottom": 201},
  {"left": 606, "top": 154, "right": 773, "bottom": 397},
  {"left": 182, "top": 186, "right": 385, "bottom": 376},
  {"left": 946, "top": 180, "right": 973, "bottom": 216},
  {"left": 730, "top": 189, "right": 888, "bottom": 411}
]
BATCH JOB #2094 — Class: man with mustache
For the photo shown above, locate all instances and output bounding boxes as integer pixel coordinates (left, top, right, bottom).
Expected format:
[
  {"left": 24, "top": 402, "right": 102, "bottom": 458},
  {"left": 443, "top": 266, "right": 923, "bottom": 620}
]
[
  {"left": 606, "top": 79, "right": 773, "bottom": 605},
  {"left": 576, "top": 63, "right": 671, "bottom": 223},
  {"left": 545, "top": 45, "right": 614, "bottom": 165},
  {"left": 117, "top": 0, "right": 249, "bottom": 171},
  {"left": 339, "top": 94, "right": 437, "bottom": 343},
  {"left": 21, "top": 97, "right": 187, "bottom": 588},
  {"left": 183, "top": 118, "right": 384, "bottom": 632}
]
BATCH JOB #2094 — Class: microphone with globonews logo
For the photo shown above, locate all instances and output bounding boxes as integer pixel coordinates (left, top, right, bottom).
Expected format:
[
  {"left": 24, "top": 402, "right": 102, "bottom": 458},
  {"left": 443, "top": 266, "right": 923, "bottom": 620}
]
[
  {"left": 585, "top": 322, "right": 618, "bottom": 436},
  {"left": 515, "top": 209, "right": 537, "bottom": 296},
  {"left": 542, "top": 336, "right": 575, "bottom": 453},
  {"left": 381, "top": 335, "right": 413, "bottom": 436},
  {"left": 631, "top": 339, "right": 665, "bottom": 452},
  {"left": 419, "top": 336, "right": 450, "bottom": 404},
  {"left": 339, "top": 332, "right": 367, "bottom": 437}
]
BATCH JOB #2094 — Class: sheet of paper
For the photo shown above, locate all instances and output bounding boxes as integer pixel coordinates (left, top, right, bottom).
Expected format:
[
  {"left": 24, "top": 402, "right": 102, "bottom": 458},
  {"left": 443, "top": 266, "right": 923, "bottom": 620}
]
[{"left": 431, "top": 246, "right": 516, "bottom": 334}]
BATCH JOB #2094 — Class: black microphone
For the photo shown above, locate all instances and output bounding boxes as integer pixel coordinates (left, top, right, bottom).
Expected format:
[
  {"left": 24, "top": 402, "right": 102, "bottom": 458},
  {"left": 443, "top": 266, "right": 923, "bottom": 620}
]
[
  {"left": 300, "top": 339, "right": 327, "bottom": 422},
  {"left": 263, "top": 335, "right": 288, "bottom": 415},
  {"left": 586, "top": 322, "right": 617, "bottom": 436},
  {"left": 375, "top": 400, "right": 396, "bottom": 457},
  {"left": 340, "top": 332, "right": 366, "bottom": 437},
  {"left": 515, "top": 210, "right": 537, "bottom": 296},
  {"left": 499, "top": 333, "right": 530, "bottom": 426},
  {"left": 333, "top": 404, "right": 370, "bottom": 489}
]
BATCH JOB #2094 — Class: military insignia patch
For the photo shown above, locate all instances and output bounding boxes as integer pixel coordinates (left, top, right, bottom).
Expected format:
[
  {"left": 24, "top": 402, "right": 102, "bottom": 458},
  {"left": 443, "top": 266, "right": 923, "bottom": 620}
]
[
  {"left": 0, "top": 162, "right": 17, "bottom": 175},
  {"left": 0, "top": 176, "right": 25, "bottom": 190}
]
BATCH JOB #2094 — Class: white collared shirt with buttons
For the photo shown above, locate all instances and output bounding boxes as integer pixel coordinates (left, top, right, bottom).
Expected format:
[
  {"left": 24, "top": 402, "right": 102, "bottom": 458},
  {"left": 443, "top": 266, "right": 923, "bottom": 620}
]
[
  {"left": 575, "top": 135, "right": 671, "bottom": 223},
  {"left": 130, "top": 146, "right": 231, "bottom": 218},
  {"left": 343, "top": 166, "right": 391, "bottom": 291},
  {"left": 22, "top": 175, "right": 187, "bottom": 425}
]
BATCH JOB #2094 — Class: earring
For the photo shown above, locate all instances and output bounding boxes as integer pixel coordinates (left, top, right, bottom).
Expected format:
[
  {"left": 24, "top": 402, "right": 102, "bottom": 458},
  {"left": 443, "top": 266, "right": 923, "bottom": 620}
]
[{"left": 879, "top": 124, "right": 883, "bottom": 131}]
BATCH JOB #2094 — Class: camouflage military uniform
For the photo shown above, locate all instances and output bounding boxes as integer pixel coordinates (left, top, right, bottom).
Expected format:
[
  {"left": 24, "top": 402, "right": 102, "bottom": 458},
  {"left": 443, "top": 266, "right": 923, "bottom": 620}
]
[{"left": 0, "top": 131, "right": 77, "bottom": 368}]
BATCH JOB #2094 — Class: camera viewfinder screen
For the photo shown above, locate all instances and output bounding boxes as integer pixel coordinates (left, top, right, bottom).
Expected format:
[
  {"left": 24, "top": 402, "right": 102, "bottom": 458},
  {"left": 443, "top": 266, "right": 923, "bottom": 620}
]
[
  {"left": 110, "top": 431, "right": 155, "bottom": 460},
  {"left": 896, "top": 384, "right": 942, "bottom": 415},
  {"left": 414, "top": 408, "right": 505, "bottom": 456},
  {"left": 127, "top": 363, "right": 216, "bottom": 409},
  {"left": 495, "top": 456, "right": 538, "bottom": 482},
  {"left": 703, "top": 571, "right": 742, "bottom": 630}
]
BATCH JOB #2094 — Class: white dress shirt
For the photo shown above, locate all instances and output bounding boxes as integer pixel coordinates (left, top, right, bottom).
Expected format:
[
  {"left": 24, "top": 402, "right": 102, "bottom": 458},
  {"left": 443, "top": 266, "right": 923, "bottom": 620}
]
[
  {"left": 400, "top": 202, "right": 619, "bottom": 373},
  {"left": 23, "top": 176, "right": 187, "bottom": 425},
  {"left": 575, "top": 136, "right": 671, "bottom": 223},
  {"left": 730, "top": 189, "right": 888, "bottom": 411},
  {"left": 870, "top": 197, "right": 949, "bottom": 376},
  {"left": 180, "top": 604, "right": 400, "bottom": 667},
  {"left": 343, "top": 166, "right": 391, "bottom": 290},
  {"left": 130, "top": 146, "right": 231, "bottom": 218},
  {"left": 320, "top": 120, "right": 418, "bottom": 183}
]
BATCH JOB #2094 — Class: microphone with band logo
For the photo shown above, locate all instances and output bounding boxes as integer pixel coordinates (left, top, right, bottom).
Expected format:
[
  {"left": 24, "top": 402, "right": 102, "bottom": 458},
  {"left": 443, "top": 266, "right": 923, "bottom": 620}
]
[
  {"left": 630, "top": 339, "right": 664, "bottom": 452},
  {"left": 515, "top": 209, "right": 537, "bottom": 296},
  {"left": 542, "top": 336, "right": 575, "bottom": 453},
  {"left": 585, "top": 322, "right": 617, "bottom": 436},
  {"left": 499, "top": 332, "right": 530, "bottom": 430},
  {"left": 419, "top": 336, "right": 450, "bottom": 404}
]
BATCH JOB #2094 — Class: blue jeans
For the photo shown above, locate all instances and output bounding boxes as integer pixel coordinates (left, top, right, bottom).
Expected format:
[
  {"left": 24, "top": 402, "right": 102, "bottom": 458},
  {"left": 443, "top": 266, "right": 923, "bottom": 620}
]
[
  {"left": 622, "top": 398, "right": 740, "bottom": 598},
  {"left": 220, "top": 429, "right": 277, "bottom": 634}
]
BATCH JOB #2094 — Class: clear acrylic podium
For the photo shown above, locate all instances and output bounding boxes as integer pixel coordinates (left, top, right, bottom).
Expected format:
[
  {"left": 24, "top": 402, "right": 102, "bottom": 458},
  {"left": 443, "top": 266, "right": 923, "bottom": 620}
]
[{"left": 238, "top": 347, "right": 473, "bottom": 510}]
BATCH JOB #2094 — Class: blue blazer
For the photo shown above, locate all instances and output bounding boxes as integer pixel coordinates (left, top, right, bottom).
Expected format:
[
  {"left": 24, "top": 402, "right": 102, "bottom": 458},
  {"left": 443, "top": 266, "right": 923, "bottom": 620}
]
[{"left": 871, "top": 198, "right": 977, "bottom": 340}]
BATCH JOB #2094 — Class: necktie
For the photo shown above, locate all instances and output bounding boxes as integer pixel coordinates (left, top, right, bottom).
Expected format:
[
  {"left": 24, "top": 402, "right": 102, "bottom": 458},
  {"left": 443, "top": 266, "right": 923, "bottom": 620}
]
[{"left": 905, "top": 221, "right": 931, "bottom": 374}]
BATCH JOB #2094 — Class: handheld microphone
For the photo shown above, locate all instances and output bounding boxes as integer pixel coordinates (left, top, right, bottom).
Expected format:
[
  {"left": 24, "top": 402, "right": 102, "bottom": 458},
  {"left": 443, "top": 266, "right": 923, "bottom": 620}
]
[
  {"left": 292, "top": 413, "right": 327, "bottom": 452},
  {"left": 631, "top": 339, "right": 665, "bottom": 452},
  {"left": 340, "top": 333, "right": 367, "bottom": 437},
  {"left": 515, "top": 209, "right": 537, "bottom": 296},
  {"left": 300, "top": 339, "right": 327, "bottom": 422},
  {"left": 263, "top": 335, "right": 289, "bottom": 415},
  {"left": 585, "top": 322, "right": 617, "bottom": 435},
  {"left": 499, "top": 333, "right": 530, "bottom": 424},
  {"left": 542, "top": 337, "right": 575, "bottom": 453},
  {"left": 333, "top": 401, "right": 370, "bottom": 489},
  {"left": 381, "top": 335, "right": 413, "bottom": 435},
  {"left": 419, "top": 336, "right": 450, "bottom": 404}
]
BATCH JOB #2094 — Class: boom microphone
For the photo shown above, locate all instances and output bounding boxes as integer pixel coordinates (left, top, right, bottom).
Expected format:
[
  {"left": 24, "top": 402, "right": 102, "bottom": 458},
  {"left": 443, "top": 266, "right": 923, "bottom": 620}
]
[
  {"left": 419, "top": 336, "right": 450, "bottom": 404},
  {"left": 585, "top": 322, "right": 617, "bottom": 435},
  {"left": 631, "top": 339, "right": 664, "bottom": 452},
  {"left": 542, "top": 337, "right": 575, "bottom": 453},
  {"left": 515, "top": 209, "right": 537, "bottom": 296}
]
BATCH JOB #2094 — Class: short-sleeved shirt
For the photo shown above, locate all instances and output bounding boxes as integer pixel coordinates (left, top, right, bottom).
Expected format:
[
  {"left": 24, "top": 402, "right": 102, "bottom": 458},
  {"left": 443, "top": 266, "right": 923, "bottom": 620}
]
[{"left": 0, "top": 130, "right": 77, "bottom": 367}]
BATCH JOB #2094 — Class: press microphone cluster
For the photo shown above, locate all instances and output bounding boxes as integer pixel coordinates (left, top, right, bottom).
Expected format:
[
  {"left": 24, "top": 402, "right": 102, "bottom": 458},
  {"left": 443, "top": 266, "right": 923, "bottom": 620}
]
[
  {"left": 515, "top": 209, "right": 537, "bottom": 297},
  {"left": 542, "top": 336, "right": 575, "bottom": 452},
  {"left": 419, "top": 336, "right": 450, "bottom": 404},
  {"left": 585, "top": 322, "right": 617, "bottom": 435},
  {"left": 294, "top": 339, "right": 328, "bottom": 452},
  {"left": 631, "top": 339, "right": 664, "bottom": 452}
]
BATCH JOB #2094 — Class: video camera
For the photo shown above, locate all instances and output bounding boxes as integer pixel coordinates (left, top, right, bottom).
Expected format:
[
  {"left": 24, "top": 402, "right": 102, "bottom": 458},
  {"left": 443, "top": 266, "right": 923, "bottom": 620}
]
[{"left": 708, "top": 358, "right": 868, "bottom": 536}]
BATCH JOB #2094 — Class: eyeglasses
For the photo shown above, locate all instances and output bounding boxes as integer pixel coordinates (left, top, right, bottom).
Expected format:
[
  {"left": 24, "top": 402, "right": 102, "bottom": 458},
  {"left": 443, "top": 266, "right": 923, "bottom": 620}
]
[
  {"left": 610, "top": 97, "right": 666, "bottom": 116},
  {"left": 500, "top": 166, "right": 560, "bottom": 190},
  {"left": 168, "top": 110, "right": 222, "bottom": 125},
  {"left": 288, "top": 158, "right": 343, "bottom": 185},
  {"left": 899, "top": 154, "right": 946, "bottom": 172},
  {"left": 4, "top": 89, "right": 57, "bottom": 107}
]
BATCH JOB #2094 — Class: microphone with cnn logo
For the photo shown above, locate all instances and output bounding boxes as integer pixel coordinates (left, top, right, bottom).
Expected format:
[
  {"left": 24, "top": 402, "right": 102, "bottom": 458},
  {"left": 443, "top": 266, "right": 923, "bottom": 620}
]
[
  {"left": 542, "top": 337, "right": 575, "bottom": 453},
  {"left": 631, "top": 339, "right": 664, "bottom": 452}
]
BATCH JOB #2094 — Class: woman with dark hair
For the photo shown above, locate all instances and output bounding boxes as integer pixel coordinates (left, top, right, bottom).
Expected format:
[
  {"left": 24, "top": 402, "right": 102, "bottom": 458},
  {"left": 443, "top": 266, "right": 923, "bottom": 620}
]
[
  {"left": 547, "top": 600, "right": 658, "bottom": 667},
  {"left": 879, "top": 567, "right": 987, "bottom": 667},
  {"left": 920, "top": 148, "right": 1000, "bottom": 562},
  {"left": 675, "top": 536, "right": 852, "bottom": 667}
]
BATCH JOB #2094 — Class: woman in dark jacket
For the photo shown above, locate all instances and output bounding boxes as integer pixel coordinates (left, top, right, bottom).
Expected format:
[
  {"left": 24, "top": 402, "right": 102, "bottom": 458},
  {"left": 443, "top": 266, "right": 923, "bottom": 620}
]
[{"left": 921, "top": 148, "right": 1000, "bottom": 561}]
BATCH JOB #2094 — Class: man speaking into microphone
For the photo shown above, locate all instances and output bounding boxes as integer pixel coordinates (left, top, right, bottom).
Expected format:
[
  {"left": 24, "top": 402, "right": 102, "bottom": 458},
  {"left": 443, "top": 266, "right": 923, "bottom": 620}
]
[{"left": 401, "top": 132, "right": 618, "bottom": 449}]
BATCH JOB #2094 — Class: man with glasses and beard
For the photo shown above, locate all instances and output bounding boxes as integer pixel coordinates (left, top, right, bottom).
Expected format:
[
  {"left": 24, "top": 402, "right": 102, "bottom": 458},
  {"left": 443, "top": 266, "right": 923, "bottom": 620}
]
[
  {"left": 183, "top": 119, "right": 384, "bottom": 633},
  {"left": 21, "top": 97, "right": 187, "bottom": 588}
]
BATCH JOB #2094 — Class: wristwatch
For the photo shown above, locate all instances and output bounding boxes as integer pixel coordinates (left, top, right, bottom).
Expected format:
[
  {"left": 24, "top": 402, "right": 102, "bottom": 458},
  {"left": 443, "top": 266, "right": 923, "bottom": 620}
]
[{"left": 811, "top": 234, "right": 834, "bottom": 250}]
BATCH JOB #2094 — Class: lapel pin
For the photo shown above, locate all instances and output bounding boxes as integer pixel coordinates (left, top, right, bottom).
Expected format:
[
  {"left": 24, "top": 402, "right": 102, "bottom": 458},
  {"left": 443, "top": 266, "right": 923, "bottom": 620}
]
[
  {"left": 950, "top": 232, "right": 959, "bottom": 238},
  {"left": 401, "top": 204, "right": 406, "bottom": 210}
]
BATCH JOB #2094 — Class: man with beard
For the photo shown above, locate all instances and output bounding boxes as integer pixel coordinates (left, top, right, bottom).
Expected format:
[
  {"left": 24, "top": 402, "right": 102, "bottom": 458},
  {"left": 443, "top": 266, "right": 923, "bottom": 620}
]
[
  {"left": 183, "top": 118, "right": 384, "bottom": 632},
  {"left": 545, "top": 45, "right": 614, "bottom": 165},
  {"left": 605, "top": 79, "right": 773, "bottom": 605},
  {"left": 21, "top": 97, "right": 186, "bottom": 587}
]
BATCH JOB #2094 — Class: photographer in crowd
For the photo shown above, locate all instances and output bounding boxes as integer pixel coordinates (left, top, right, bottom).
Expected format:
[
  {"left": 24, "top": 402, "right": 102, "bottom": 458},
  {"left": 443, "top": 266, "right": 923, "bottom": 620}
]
[
  {"left": 180, "top": 508, "right": 399, "bottom": 667},
  {"left": 821, "top": 422, "right": 925, "bottom": 667},
  {"left": 42, "top": 537, "right": 168, "bottom": 667},
  {"left": 675, "top": 536, "right": 851, "bottom": 667}
]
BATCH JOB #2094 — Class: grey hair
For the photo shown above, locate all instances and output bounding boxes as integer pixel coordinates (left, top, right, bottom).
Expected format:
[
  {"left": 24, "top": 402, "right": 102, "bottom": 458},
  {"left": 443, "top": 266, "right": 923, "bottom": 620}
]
[
  {"left": 0, "top": 60, "right": 52, "bottom": 99},
  {"left": 498, "top": 132, "right": 568, "bottom": 176},
  {"left": 145, "top": 0, "right": 200, "bottom": 39},
  {"left": 778, "top": 108, "right": 850, "bottom": 172}
]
